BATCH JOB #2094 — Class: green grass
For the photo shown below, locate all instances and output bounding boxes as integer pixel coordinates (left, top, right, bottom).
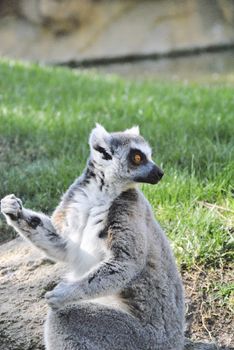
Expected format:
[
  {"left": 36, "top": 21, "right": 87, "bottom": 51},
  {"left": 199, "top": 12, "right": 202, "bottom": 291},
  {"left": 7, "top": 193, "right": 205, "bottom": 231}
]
[{"left": 0, "top": 59, "right": 233, "bottom": 269}]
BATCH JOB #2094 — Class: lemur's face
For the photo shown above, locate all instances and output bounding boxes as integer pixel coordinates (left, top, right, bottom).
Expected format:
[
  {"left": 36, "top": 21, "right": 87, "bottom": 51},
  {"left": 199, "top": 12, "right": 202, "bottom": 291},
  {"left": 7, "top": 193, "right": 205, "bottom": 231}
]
[{"left": 89, "top": 124, "right": 164, "bottom": 185}]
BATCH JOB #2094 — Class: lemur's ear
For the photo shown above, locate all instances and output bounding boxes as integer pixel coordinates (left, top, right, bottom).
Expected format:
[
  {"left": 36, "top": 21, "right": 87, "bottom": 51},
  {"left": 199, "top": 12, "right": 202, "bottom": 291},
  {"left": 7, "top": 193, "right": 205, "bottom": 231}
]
[
  {"left": 89, "top": 124, "right": 112, "bottom": 160},
  {"left": 124, "top": 126, "right": 140, "bottom": 136}
]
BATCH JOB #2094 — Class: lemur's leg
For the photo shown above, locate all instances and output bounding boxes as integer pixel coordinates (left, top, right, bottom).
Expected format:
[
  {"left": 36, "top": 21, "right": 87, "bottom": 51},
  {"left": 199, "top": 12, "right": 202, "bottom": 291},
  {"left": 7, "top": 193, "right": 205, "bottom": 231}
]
[
  {"left": 46, "top": 304, "right": 184, "bottom": 350},
  {"left": 1, "top": 194, "right": 67, "bottom": 262},
  {"left": 45, "top": 303, "right": 150, "bottom": 350}
]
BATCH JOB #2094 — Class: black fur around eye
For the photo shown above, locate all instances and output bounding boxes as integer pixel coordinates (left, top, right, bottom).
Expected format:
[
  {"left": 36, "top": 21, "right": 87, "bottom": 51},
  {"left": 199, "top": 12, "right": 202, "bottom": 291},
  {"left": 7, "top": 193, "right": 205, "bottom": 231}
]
[{"left": 129, "top": 149, "right": 147, "bottom": 166}]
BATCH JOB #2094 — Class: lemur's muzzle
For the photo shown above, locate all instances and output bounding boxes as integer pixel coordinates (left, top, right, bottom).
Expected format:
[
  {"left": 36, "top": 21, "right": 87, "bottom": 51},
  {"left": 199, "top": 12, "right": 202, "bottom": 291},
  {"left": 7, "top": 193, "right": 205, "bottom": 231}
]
[
  {"left": 146, "top": 164, "right": 164, "bottom": 184},
  {"left": 134, "top": 162, "right": 164, "bottom": 185}
]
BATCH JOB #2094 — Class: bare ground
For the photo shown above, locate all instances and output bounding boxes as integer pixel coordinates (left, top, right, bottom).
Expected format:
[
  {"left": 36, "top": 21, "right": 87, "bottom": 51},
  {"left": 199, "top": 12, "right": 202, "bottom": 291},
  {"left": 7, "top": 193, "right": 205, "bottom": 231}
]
[{"left": 183, "top": 265, "right": 234, "bottom": 348}]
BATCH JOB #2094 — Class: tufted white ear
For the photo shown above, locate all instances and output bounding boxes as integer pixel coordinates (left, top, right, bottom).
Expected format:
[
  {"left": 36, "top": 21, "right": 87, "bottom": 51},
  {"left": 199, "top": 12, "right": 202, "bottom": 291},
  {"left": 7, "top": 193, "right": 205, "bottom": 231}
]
[
  {"left": 89, "top": 124, "right": 112, "bottom": 161},
  {"left": 89, "top": 124, "right": 110, "bottom": 148},
  {"left": 124, "top": 126, "right": 140, "bottom": 136}
]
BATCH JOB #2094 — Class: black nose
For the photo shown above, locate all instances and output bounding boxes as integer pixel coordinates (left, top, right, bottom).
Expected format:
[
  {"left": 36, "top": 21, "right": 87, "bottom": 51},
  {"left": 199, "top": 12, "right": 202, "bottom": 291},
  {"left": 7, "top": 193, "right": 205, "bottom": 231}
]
[
  {"left": 150, "top": 165, "right": 164, "bottom": 184},
  {"left": 142, "top": 164, "right": 164, "bottom": 185},
  {"left": 133, "top": 163, "right": 164, "bottom": 185},
  {"left": 156, "top": 167, "right": 164, "bottom": 180}
]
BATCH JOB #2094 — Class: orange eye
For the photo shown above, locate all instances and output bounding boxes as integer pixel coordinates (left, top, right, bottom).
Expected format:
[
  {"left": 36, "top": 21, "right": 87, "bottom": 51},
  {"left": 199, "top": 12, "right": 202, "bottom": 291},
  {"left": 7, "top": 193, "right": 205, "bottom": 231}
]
[{"left": 134, "top": 154, "right": 142, "bottom": 164}]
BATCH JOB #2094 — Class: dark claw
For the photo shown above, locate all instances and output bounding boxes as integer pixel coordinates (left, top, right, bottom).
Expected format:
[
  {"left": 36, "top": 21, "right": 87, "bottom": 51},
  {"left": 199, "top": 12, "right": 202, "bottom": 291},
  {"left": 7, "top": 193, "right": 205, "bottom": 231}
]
[
  {"left": 27, "top": 216, "right": 42, "bottom": 229},
  {"left": 7, "top": 213, "right": 18, "bottom": 221}
]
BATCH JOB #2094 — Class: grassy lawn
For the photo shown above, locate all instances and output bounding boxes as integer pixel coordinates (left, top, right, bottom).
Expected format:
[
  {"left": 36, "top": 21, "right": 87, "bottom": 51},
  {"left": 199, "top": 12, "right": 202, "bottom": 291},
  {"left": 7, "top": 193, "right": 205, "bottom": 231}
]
[
  {"left": 0, "top": 60, "right": 233, "bottom": 342},
  {"left": 0, "top": 59, "right": 233, "bottom": 264}
]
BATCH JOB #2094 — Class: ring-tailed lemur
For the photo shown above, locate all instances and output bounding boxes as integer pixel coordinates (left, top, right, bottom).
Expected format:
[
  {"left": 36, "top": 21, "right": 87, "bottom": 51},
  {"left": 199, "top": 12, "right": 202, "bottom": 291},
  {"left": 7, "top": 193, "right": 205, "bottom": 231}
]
[{"left": 1, "top": 124, "right": 185, "bottom": 350}]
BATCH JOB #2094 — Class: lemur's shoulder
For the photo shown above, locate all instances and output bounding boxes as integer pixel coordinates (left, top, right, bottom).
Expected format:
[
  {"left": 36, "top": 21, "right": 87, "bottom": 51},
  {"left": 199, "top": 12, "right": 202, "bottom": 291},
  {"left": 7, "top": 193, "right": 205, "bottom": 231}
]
[
  {"left": 112, "top": 188, "right": 139, "bottom": 205},
  {"left": 107, "top": 188, "right": 142, "bottom": 220}
]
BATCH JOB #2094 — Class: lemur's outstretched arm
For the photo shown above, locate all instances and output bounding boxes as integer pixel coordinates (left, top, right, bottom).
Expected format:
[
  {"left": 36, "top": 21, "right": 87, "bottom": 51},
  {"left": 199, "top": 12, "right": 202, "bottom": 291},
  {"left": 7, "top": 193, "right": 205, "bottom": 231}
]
[
  {"left": 0, "top": 194, "right": 67, "bottom": 262},
  {"left": 45, "top": 220, "right": 147, "bottom": 309}
]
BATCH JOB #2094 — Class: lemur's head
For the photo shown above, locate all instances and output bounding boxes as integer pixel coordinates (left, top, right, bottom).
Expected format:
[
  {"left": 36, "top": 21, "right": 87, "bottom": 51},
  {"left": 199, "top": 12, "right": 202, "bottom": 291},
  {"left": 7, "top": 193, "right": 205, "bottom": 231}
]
[{"left": 89, "top": 124, "right": 164, "bottom": 186}]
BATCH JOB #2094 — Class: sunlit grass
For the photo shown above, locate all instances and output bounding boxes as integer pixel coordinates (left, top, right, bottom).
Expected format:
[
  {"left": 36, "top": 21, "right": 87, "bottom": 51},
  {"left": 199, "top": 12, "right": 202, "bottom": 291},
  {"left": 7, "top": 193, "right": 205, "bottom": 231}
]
[{"left": 0, "top": 59, "right": 233, "bottom": 269}]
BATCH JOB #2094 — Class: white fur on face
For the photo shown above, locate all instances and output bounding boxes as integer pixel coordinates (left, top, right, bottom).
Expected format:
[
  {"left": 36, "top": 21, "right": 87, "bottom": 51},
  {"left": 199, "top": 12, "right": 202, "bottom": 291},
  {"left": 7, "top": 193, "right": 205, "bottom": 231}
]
[{"left": 88, "top": 124, "right": 153, "bottom": 183}]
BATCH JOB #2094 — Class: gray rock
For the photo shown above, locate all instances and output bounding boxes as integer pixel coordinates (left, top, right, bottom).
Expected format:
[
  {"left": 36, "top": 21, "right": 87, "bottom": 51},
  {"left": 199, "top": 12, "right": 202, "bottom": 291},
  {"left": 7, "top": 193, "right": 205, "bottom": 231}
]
[{"left": 0, "top": 237, "right": 64, "bottom": 350}]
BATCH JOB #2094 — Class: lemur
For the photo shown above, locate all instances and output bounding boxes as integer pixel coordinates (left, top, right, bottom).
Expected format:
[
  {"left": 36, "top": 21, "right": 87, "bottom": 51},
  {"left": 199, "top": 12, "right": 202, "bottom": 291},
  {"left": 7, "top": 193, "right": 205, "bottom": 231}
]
[{"left": 1, "top": 125, "right": 185, "bottom": 350}]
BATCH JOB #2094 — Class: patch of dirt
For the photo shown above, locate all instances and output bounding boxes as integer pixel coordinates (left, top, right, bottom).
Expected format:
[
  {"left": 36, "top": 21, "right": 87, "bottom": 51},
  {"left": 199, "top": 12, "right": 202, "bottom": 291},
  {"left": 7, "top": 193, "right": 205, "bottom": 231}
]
[{"left": 183, "top": 265, "right": 234, "bottom": 348}]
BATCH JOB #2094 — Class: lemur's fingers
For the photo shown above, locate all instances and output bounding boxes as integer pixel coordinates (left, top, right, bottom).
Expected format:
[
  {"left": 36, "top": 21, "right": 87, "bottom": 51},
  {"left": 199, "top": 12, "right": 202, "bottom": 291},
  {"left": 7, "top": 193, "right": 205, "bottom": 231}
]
[
  {"left": 45, "top": 282, "right": 70, "bottom": 310},
  {"left": 45, "top": 293, "right": 61, "bottom": 310},
  {"left": 1, "top": 194, "right": 23, "bottom": 220}
]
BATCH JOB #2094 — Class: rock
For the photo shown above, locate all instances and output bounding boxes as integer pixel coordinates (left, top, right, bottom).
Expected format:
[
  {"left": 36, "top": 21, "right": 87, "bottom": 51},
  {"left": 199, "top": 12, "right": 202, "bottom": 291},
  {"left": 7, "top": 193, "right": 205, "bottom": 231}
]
[
  {"left": 0, "top": 237, "right": 65, "bottom": 350},
  {"left": 0, "top": 0, "right": 233, "bottom": 64},
  {"left": 218, "top": 0, "right": 234, "bottom": 24},
  {"left": 0, "top": 237, "right": 229, "bottom": 350},
  {"left": 20, "top": 0, "right": 93, "bottom": 32}
]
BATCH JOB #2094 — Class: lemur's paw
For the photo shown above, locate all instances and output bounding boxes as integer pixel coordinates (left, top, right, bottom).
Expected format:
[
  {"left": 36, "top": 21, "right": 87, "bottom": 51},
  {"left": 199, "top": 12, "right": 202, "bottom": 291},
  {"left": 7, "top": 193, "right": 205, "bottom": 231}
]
[
  {"left": 0, "top": 194, "right": 23, "bottom": 221},
  {"left": 45, "top": 282, "right": 72, "bottom": 310}
]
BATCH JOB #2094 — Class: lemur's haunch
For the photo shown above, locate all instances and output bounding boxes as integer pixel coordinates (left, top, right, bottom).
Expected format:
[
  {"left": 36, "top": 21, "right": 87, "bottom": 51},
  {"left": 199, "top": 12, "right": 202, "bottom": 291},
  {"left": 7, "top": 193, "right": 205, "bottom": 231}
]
[{"left": 1, "top": 125, "right": 185, "bottom": 350}]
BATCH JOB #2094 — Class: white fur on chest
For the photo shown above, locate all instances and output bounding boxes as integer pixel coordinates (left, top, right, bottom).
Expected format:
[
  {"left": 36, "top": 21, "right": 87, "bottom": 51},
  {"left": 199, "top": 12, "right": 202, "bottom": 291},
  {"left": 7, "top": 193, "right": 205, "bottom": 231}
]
[
  {"left": 59, "top": 180, "right": 131, "bottom": 313},
  {"left": 66, "top": 184, "right": 112, "bottom": 278}
]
